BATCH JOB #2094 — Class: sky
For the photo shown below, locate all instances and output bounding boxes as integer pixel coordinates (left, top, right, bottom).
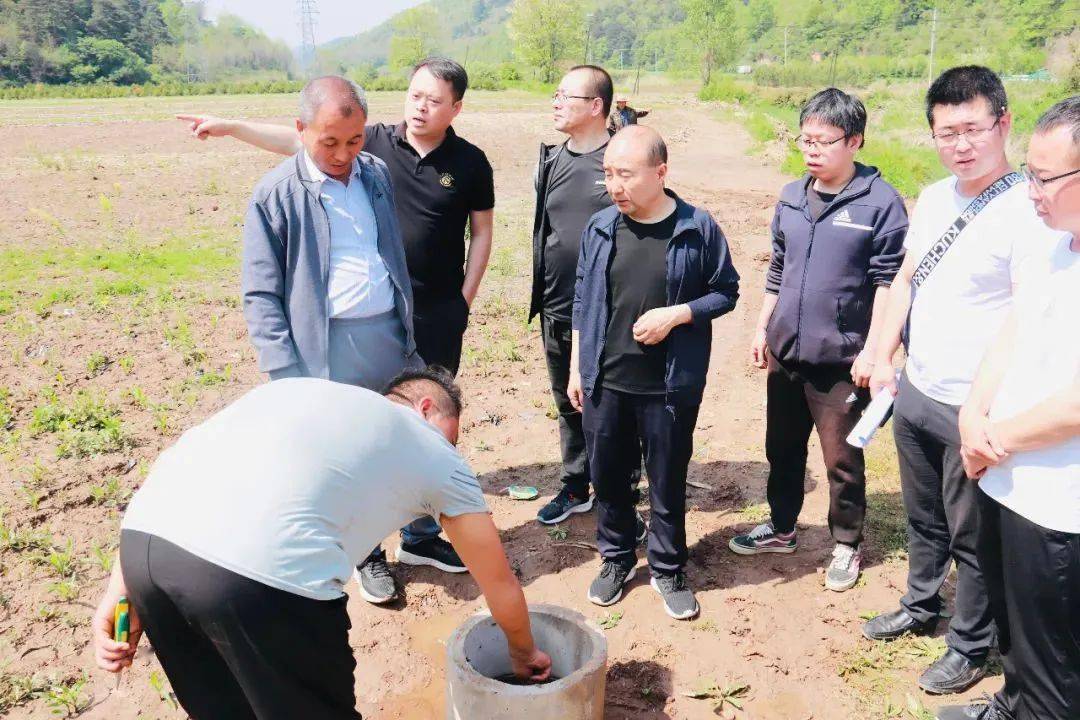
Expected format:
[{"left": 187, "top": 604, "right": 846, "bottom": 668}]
[{"left": 203, "top": 0, "right": 422, "bottom": 47}]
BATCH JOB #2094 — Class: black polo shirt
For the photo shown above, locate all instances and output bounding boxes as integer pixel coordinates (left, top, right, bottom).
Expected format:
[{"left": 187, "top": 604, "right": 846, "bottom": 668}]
[{"left": 363, "top": 122, "right": 495, "bottom": 304}]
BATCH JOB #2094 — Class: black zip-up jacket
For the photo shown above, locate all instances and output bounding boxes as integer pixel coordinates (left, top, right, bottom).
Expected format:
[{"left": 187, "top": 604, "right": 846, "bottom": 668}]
[
  {"left": 765, "top": 163, "right": 908, "bottom": 368},
  {"left": 528, "top": 136, "right": 613, "bottom": 321}
]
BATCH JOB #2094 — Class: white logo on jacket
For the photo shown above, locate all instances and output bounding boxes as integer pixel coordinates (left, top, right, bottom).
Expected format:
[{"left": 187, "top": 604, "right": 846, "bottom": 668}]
[{"left": 832, "top": 208, "right": 874, "bottom": 231}]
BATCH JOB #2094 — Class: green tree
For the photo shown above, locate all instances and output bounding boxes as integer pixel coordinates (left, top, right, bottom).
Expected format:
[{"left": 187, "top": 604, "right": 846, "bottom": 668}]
[
  {"left": 681, "top": 0, "right": 740, "bottom": 84},
  {"left": 69, "top": 36, "right": 149, "bottom": 83},
  {"left": 388, "top": 6, "right": 441, "bottom": 70},
  {"left": 507, "top": 0, "right": 583, "bottom": 83}
]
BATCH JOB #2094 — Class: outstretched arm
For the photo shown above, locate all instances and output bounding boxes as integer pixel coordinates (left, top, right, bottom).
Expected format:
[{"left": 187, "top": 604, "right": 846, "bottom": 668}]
[
  {"left": 176, "top": 114, "right": 301, "bottom": 155},
  {"left": 441, "top": 512, "right": 552, "bottom": 681}
]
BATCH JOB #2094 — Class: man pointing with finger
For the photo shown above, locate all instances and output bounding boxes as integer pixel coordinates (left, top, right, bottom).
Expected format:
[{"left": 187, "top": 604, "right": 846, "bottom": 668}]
[{"left": 568, "top": 125, "right": 739, "bottom": 620}]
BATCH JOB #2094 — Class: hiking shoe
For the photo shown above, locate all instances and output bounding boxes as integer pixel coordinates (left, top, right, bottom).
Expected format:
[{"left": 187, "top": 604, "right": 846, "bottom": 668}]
[
  {"left": 537, "top": 487, "right": 593, "bottom": 525},
  {"left": 355, "top": 551, "right": 397, "bottom": 604},
  {"left": 935, "top": 695, "right": 1008, "bottom": 720},
  {"left": 650, "top": 572, "right": 700, "bottom": 620},
  {"left": 728, "top": 522, "right": 797, "bottom": 555},
  {"left": 919, "top": 649, "right": 987, "bottom": 695},
  {"left": 825, "top": 543, "right": 861, "bottom": 592},
  {"left": 587, "top": 560, "right": 636, "bottom": 606},
  {"left": 396, "top": 537, "right": 468, "bottom": 574},
  {"left": 635, "top": 511, "right": 648, "bottom": 546}
]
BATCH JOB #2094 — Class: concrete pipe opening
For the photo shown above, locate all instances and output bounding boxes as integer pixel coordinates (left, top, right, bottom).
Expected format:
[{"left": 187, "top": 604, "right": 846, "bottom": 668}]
[{"left": 446, "top": 604, "right": 607, "bottom": 720}]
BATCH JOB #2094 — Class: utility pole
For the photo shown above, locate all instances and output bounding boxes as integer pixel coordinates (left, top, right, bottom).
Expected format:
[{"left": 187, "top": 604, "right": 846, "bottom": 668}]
[
  {"left": 583, "top": 14, "right": 593, "bottom": 64},
  {"left": 927, "top": 3, "right": 938, "bottom": 87},
  {"left": 783, "top": 26, "right": 789, "bottom": 65},
  {"left": 297, "top": 0, "right": 318, "bottom": 78}
]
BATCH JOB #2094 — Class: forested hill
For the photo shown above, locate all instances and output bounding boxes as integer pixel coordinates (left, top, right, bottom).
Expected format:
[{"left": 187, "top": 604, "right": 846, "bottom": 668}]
[{"left": 0, "top": 0, "right": 293, "bottom": 86}]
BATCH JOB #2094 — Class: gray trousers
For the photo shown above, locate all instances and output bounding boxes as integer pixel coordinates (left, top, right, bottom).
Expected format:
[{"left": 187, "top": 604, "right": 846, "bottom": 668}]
[{"left": 328, "top": 313, "right": 441, "bottom": 552}]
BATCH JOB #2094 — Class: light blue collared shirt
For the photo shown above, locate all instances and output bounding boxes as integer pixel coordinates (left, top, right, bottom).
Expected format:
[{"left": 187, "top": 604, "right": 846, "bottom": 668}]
[{"left": 304, "top": 151, "right": 396, "bottom": 319}]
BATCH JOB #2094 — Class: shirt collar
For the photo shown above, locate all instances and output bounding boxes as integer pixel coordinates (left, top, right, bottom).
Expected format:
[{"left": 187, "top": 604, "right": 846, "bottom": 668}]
[
  {"left": 391, "top": 121, "right": 457, "bottom": 150},
  {"left": 302, "top": 150, "right": 360, "bottom": 184}
]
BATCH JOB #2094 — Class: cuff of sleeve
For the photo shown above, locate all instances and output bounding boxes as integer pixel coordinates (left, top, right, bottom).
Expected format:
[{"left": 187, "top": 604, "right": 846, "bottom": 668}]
[{"left": 268, "top": 364, "right": 303, "bottom": 381}]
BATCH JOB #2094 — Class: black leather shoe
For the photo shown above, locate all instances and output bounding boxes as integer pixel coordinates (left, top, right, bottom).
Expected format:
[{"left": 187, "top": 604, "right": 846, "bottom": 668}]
[
  {"left": 919, "top": 648, "right": 987, "bottom": 695},
  {"left": 935, "top": 694, "right": 1009, "bottom": 719},
  {"left": 861, "top": 608, "right": 935, "bottom": 641}
]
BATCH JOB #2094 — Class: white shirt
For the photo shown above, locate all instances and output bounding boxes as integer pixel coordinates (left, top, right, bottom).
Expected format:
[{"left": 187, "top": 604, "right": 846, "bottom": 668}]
[
  {"left": 122, "top": 379, "right": 488, "bottom": 600},
  {"left": 904, "top": 175, "right": 1062, "bottom": 405},
  {"left": 304, "top": 152, "right": 396, "bottom": 319},
  {"left": 980, "top": 234, "right": 1080, "bottom": 533}
]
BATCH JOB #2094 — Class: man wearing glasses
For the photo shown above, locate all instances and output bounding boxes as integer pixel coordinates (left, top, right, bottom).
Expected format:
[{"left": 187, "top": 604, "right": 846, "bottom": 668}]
[
  {"left": 941, "top": 96, "right": 1080, "bottom": 720},
  {"left": 862, "top": 67, "right": 1064, "bottom": 696},
  {"left": 530, "top": 65, "right": 644, "bottom": 537},
  {"left": 728, "top": 88, "right": 908, "bottom": 594}
]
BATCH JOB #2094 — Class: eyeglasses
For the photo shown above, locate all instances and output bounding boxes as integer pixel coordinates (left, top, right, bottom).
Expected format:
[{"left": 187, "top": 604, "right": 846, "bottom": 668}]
[
  {"left": 1021, "top": 163, "right": 1080, "bottom": 192},
  {"left": 794, "top": 134, "right": 848, "bottom": 151},
  {"left": 931, "top": 119, "right": 1001, "bottom": 147},
  {"left": 552, "top": 91, "right": 597, "bottom": 103}
]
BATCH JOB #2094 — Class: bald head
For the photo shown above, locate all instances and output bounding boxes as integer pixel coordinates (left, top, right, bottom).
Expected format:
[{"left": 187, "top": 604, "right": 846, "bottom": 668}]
[
  {"left": 603, "top": 126, "right": 671, "bottom": 220},
  {"left": 609, "top": 125, "right": 668, "bottom": 167},
  {"left": 299, "top": 76, "right": 368, "bottom": 124}
]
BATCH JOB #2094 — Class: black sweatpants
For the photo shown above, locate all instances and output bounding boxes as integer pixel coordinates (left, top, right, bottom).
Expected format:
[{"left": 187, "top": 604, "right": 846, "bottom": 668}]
[
  {"left": 977, "top": 493, "right": 1080, "bottom": 720},
  {"left": 583, "top": 386, "right": 699, "bottom": 575},
  {"left": 542, "top": 315, "right": 591, "bottom": 496},
  {"left": 413, "top": 295, "right": 470, "bottom": 377},
  {"left": 892, "top": 373, "right": 993, "bottom": 661},
  {"left": 764, "top": 354, "right": 869, "bottom": 546},
  {"left": 120, "top": 530, "right": 360, "bottom": 720}
]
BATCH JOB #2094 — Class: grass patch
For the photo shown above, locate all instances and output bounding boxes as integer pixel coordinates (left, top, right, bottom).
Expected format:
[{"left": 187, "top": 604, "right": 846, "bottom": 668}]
[
  {"left": 838, "top": 634, "right": 946, "bottom": 713},
  {"left": 29, "top": 390, "right": 127, "bottom": 458}
]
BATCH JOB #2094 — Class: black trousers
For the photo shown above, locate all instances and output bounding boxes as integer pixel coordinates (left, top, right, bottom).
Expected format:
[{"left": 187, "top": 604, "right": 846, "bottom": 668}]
[
  {"left": 120, "top": 530, "right": 360, "bottom": 720},
  {"left": 977, "top": 493, "right": 1080, "bottom": 720},
  {"left": 764, "top": 354, "right": 869, "bottom": 545},
  {"left": 583, "top": 386, "right": 699, "bottom": 575},
  {"left": 413, "top": 294, "right": 470, "bottom": 377},
  {"left": 542, "top": 315, "right": 591, "bottom": 496},
  {"left": 893, "top": 373, "right": 993, "bottom": 661}
]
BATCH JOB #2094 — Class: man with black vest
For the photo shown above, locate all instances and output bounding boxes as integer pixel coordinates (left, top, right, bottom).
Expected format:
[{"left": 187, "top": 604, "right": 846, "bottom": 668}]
[
  {"left": 862, "top": 67, "right": 1063, "bottom": 695},
  {"left": 530, "top": 65, "right": 643, "bottom": 535},
  {"left": 729, "top": 88, "right": 908, "bottom": 593},
  {"left": 568, "top": 125, "right": 740, "bottom": 620}
]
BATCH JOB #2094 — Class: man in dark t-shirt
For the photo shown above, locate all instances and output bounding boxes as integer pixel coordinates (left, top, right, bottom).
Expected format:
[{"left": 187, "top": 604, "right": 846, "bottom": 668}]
[{"left": 568, "top": 126, "right": 740, "bottom": 621}]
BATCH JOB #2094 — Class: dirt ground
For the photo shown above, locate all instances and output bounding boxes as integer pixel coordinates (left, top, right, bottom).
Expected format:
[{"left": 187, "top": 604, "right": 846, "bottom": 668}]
[{"left": 0, "top": 89, "right": 1003, "bottom": 719}]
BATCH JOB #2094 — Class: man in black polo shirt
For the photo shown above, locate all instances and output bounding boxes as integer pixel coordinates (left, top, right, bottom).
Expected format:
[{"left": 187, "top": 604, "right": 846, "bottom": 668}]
[
  {"left": 176, "top": 58, "right": 494, "bottom": 604},
  {"left": 531, "top": 65, "right": 645, "bottom": 535}
]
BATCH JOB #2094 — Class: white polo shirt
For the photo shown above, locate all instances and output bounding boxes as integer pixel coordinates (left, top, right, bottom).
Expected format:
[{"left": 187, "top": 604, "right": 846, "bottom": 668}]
[
  {"left": 980, "top": 234, "right": 1080, "bottom": 533},
  {"left": 304, "top": 151, "right": 397, "bottom": 319}
]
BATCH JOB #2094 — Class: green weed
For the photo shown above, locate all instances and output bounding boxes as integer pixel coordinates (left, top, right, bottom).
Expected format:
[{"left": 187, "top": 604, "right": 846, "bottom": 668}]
[
  {"left": 30, "top": 391, "right": 126, "bottom": 458},
  {"left": 89, "top": 476, "right": 130, "bottom": 508}
]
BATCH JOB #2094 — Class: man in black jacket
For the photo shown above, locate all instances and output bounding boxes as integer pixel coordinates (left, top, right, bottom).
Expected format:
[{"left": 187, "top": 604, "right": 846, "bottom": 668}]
[
  {"left": 530, "top": 65, "right": 643, "bottom": 535},
  {"left": 729, "top": 89, "right": 908, "bottom": 593}
]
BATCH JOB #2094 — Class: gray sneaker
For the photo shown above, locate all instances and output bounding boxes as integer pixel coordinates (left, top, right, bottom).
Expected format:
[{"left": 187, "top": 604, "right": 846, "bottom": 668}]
[
  {"left": 587, "top": 560, "right": 636, "bottom": 606},
  {"left": 650, "top": 572, "right": 699, "bottom": 620},
  {"left": 825, "top": 543, "right": 861, "bottom": 592},
  {"left": 355, "top": 552, "right": 398, "bottom": 604}
]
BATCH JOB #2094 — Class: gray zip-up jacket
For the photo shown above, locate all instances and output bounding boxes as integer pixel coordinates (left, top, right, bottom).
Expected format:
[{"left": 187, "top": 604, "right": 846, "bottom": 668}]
[{"left": 241, "top": 152, "right": 416, "bottom": 379}]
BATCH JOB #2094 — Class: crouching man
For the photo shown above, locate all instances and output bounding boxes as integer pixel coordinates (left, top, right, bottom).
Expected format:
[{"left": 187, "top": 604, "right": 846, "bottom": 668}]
[{"left": 91, "top": 369, "right": 551, "bottom": 719}]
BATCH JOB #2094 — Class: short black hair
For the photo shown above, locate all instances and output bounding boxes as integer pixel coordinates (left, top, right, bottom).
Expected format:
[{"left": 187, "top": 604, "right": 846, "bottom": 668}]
[
  {"left": 1034, "top": 95, "right": 1080, "bottom": 153},
  {"left": 800, "top": 87, "right": 867, "bottom": 148},
  {"left": 383, "top": 365, "right": 464, "bottom": 417},
  {"left": 925, "top": 65, "right": 1008, "bottom": 128},
  {"left": 569, "top": 64, "right": 614, "bottom": 116},
  {"left": 412, "top": 57, "right": 469, "bottom": 102}
]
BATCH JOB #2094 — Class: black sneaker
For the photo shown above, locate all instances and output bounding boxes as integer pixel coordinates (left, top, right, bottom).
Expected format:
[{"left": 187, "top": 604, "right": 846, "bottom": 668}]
[
  {"left": 396, "top": 537, "right": 468, "bottom": 574},
  {"left": 537, "top": 487, "right": 594, "bottom": 525},
  {"left": 587, "top": 560, "right": 636, "bottom": 606},
  {"left": 935, "top": 695, "right": 1009, "bottom": 720},
  {"left": 635, "top": 511, "right": 648, "bottom": 546},
  {"left": 650, "top": 571, "right": 700, "bottom": 620},
  {"left": 355, "top": 551, "right": 397, "bottom": 604}
]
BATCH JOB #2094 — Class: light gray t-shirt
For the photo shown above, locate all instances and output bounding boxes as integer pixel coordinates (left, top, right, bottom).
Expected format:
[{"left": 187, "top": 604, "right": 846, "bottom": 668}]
[{"left": 122, "top": 378, "right": 488, "bottom": 600}]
